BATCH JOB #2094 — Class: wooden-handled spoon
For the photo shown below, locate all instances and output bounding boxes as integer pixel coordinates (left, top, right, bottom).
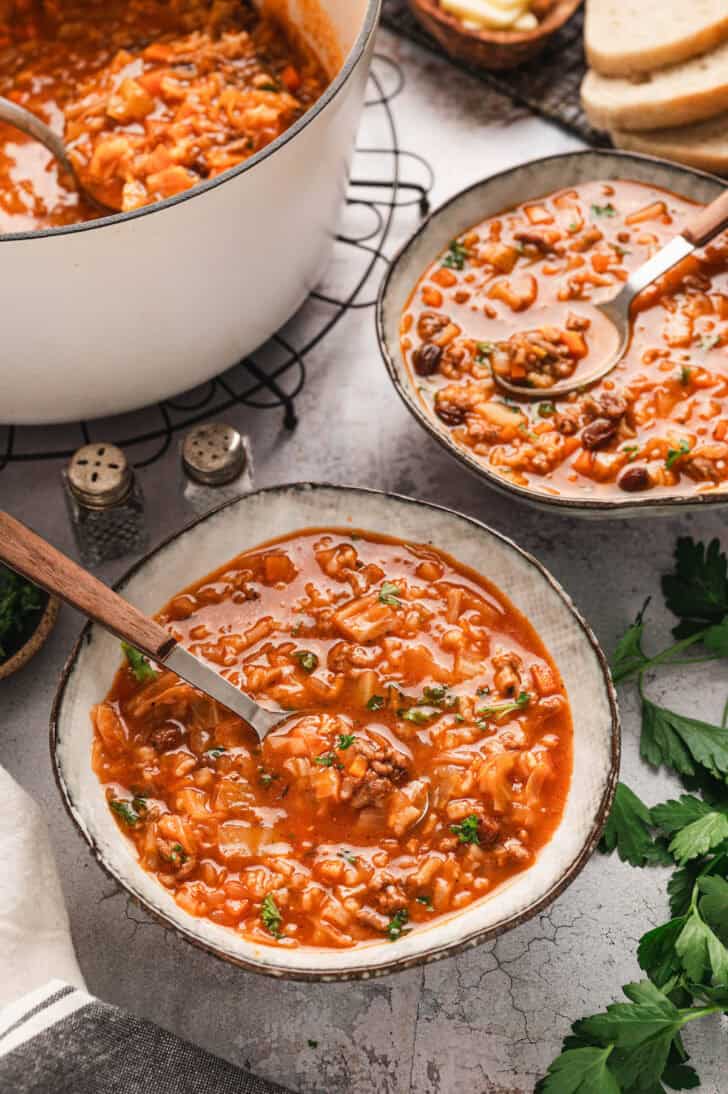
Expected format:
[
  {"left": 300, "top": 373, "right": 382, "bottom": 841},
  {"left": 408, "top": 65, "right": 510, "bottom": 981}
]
[{"left": 0, "top": 512, "right": 283, "bottom": 742}]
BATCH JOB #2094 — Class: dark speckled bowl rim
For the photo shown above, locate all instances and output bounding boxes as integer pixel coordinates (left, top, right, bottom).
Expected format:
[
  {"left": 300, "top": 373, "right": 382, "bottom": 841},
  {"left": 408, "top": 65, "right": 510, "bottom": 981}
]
[
  {"left": 50, "top": 482, "right": 620, "bottom": 981},
  {"left": 376, "top": 148, "right": 728, "bottom": 517}
]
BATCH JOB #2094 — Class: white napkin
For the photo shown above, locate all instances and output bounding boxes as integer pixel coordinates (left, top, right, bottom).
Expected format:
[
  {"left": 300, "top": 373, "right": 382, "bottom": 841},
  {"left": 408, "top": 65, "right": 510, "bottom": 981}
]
[{"left": 0, "top": 767, "right": 85, "bottom": 1008}]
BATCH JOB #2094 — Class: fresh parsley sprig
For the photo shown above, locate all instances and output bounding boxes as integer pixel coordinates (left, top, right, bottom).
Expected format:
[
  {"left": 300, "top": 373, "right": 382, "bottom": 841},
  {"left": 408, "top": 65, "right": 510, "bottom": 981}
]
[{"left": 542, "top": 537, "right": 728, "bottom": 1092}]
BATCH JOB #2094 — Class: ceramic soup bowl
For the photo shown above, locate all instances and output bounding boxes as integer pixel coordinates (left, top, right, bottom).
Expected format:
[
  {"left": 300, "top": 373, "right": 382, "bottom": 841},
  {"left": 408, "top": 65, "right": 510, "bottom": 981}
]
[
  {"left": 377, "top": 149, "right": 726, "bottom": 518},
  {"left": 52, "top": 483, "right": 619, "bottom": 979}
]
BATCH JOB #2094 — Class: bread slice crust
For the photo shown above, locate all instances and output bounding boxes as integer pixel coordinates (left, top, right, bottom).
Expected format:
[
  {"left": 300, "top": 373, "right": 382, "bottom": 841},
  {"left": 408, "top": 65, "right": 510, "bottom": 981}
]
[{"left": 586, "top": 0, "right": 728, "bottom": 77}]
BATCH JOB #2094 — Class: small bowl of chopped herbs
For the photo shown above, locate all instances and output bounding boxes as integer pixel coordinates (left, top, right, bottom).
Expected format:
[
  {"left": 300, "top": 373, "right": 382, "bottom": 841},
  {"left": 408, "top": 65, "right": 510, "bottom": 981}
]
[{"left": 0, "top": 565, "right": 58, "bottom": 680}]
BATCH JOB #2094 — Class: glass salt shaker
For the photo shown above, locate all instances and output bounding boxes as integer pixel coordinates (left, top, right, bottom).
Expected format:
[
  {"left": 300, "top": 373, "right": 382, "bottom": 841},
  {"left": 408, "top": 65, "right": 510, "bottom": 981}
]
[
  {"left": 62, "top": 442, "right": 148, "bottom": 566},
  {"left": 180, "top": 423, "right": 253, "bottom": 517}
]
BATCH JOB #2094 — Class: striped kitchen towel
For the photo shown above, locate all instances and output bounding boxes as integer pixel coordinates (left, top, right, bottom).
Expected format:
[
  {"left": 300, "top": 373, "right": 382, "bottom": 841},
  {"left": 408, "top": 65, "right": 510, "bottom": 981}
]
[{"left": 0, "top": 979, "right": 292, "bottom": 1094}]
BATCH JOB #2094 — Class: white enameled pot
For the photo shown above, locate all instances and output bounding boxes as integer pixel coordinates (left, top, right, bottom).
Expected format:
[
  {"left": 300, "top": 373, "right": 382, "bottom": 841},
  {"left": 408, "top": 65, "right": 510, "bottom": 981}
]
[
  {"left": 0, "top": 0, "right": 380, "bottom": 425},
  {"left": 51, "top": 483, "right": 620, "bottom": 981}
]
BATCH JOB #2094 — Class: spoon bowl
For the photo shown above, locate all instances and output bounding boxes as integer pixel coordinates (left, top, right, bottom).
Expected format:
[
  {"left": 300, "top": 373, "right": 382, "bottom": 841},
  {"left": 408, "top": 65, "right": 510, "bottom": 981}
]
[
  {"left": 0, "top": 95, "right": 116, "bottom": 214},
  {"left": 492, "top": 194, "right": 728, "bottom": 399}
]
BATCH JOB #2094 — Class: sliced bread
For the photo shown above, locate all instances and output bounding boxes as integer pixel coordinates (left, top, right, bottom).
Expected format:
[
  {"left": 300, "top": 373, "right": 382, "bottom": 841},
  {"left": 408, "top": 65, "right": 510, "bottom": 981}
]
[
  {"left": 611, "top": 114, "right": 728, "bottom": 176},
  {"left": 581, "top": 40, "right": 728, "bottom": 132},
  {"left": 585, "top": 0, "right": 728, "bottom": 77}
]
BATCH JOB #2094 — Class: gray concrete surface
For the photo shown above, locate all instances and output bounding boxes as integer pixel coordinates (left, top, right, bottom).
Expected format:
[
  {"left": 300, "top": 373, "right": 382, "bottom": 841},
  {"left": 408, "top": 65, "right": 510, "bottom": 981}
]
[{"left": 0, "top": 28, "right": 725, "bottom": 1093}]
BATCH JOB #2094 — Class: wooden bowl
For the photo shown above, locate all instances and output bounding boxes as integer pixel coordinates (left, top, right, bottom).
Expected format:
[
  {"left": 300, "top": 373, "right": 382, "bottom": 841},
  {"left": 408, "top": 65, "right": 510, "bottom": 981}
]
[
  {"left": 408, "top": 0, "right": 584, "bottom": 71},
  {"left": 0, "top": 596, "right": 59, "bottom": 681}
]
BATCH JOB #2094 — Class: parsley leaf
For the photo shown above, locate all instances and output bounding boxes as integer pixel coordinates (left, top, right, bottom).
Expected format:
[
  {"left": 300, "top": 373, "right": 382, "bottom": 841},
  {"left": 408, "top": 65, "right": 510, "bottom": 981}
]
[
  {"left": 650, "top": 794, "right": 714, "bottom": 834},
  {"left": 476, "top": 690, "right": 530, "bottom": 721},
  {"left": 260, "top": 894, "right": 282, "bottom": 938},
  {"left": 637, "top": 916, "right": 686, "bottom": 989},
  {"left": 599, "top": 783, "right": 669, "bottom": 867},
  {"left": 675, "top": 901, "right": 728, "bottom": 985},
  {"left": 294, "top": 650, "right": 318, "bottom": 673},
  {"left": 537, "top": 401, "right": 556, "bottom": 418},
  {"left": 109, "top": 799, "right": 142, "bottom": 827},
  {"left": 442, "top": 240, "right": 468, "bottom": 270},
  {"left": 450, "top": 814, "right": 480, "bottom": 845},
  {"left": 121, "top": 642, "right": 159, "bottom": 683},
  {"left": 641, "top": 696, "right": 728, "bottom": 782},
  {"left": 366, "top": 694, "right": 385, "bottom": 711},
  {"left": 662, "top": 538, "right": 728, "bottom": 635},
  {"left": 379, "top": 581, "right": 402, "bottom": 607},
  {"left": 0, "top": 566, "right": 44, "bottom": 662},
  {"left": 337, "top": 734, "right": 355, "bottom": 750},
  {"left": 665, "top": 440, "right": 691, "bottom": 470},
  {"left": 386, "top": 908, "right": 410, "bottom": 941},
  {"left": 610, "top": 601, "right": 650, "bottom": 682},
  {"left": 668, "top": 811, "right": 728, "bottom": 865},
  {"left": 698, "top": 875, "right": 728, "bottom": 943},
  {"left": 416, "top": 895, "right": 434, "bottom": 910},
  {"left": 536, "top": 1044, "right": 620, "bottom": 1093},
  {"left": 591, "top": 203, "right": 616, "bottom": 218},
  {"left": 338, "top": 849, "right": 358, "bottom": 866}
]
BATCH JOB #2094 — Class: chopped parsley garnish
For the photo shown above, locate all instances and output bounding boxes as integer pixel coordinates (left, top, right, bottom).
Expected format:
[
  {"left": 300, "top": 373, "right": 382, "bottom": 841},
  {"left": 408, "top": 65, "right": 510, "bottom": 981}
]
[
  {"left": 590, "top": 202, "right": 616, "bottom": 218},
  {"left": 665, "top": 440, "right": 691, "bottom": 469},
  {"left": 379, "top": 581, "right": 402, "bottom": 607},
  {"left": 294, "top": 650, "right": 319, "bottom": 673},
  {"left": 476, "top": 691, "right": 531, "bottom": 721},
  {"left": 537, "top": 401, "right": 556, "bottom": 418},
  {"left": 260, "top": 894, "right": 283, "bottom": 938},
  {"left": 450, "top": 814, "right": 481, "bottom": 845},
  {"left": 442, "top": 240, "right": 468, "bottom": 270},
  {"left": 307, "top": 1039, "right": 318, "bottom": 1049},
  {"left": 680, "top": 365, "right": 692, "bottom": 384},
  {"left": 165, "top": 842, "right": 189, "bottom": 865},
  {"left": 422, "top": 684, "right": 447, "bottom": 704},
  {"left": 416, "top": 895, "right": 434, "bottom": 910},
  {"left": 543, "top": 534, "right": 728, "bottom": 1094},
  {"left": 475, "top": 341, "right": 494, "bottom": 362},
  {"left": 367, "top": 694, "right": 385, "bottom": 711},
  {"left": 291, "top": 619, "right": 304, "bottom": 636},
  {"left": 314, "top": 752, "right": 341, "bottom": 769},
  {"left": 109, "top": 799, "right": 142, "bottom": 827},
  {"left": 385, "top": 908, "right": 410, "bottom": 941},
  {"left": 400, "top": 706, "right": 436, "bottom": 725},
  {"left": 121, "top": 642, "right": 159, "bottom": 683},
  {"left": 259, "top": 768, "right": 276, "bottom": 787},
  {"left": 338, "top": 849, "right": 358, "bottom": 866},
  {"left": 207, "top": 747, "right": 227, "bottom": 760},
  {"left": 337, "top": 734, "right": 355, "bottom": 750}
]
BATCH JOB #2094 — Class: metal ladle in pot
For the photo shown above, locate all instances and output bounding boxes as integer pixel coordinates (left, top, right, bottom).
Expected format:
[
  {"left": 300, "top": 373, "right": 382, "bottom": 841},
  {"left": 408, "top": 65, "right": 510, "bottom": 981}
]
[
  {"left": 493, "top": 187, "right": 728, "bottom": 399},
  {"left": 0, "top": 95, "right": 116, "bottom": 214}
]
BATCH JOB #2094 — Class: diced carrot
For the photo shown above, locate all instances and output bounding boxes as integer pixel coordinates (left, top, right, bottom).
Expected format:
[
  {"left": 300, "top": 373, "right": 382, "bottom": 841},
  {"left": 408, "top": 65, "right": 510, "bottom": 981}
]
[
  {"left": 281, "top": 64, "right": 301, "bottom": 92},
  {"left": 421, "top": 285, "right": 443, "bottom": 308},
  {"left": 531, "top": 663, "right": 558, "bottom": 696},
  {"left": 348, "top": 754, "right": 368, "bottom": 779},
  {"left": 525, "top": 204, "right": 553, "bottom": 225},
  {"left": 431, "top": 268, "right": 457, "bottom": 288},
  {"left": 560, "top": 330, "right": 587, "bottom": 359},
  {"left": 714, "top": 420, "right": 728, "bottom": 441},
  {"left": 571, "top": 449, "right": 594, "bottom": 475},
  {"left": 625, "top": 201, "right": 667, "bottom": 226}
]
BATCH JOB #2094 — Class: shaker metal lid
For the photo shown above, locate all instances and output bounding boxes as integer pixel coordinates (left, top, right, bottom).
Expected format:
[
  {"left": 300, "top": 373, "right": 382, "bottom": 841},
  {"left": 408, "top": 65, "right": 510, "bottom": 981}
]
[
  {"left": 182, "top": 423, "right": 247, "bottom": 486},
  {"left": 67, "top": 443, "right": 132, "bottom": 509}
]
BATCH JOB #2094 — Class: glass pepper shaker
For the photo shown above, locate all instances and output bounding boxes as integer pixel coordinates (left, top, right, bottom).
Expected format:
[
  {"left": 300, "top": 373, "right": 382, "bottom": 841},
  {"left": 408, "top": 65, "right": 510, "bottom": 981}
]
[
  {"left": 180, "top": 422, "right": 253, "bottom": 517},
  {"left": 62, "top": 442, "right": 148, "bottom": 566}
]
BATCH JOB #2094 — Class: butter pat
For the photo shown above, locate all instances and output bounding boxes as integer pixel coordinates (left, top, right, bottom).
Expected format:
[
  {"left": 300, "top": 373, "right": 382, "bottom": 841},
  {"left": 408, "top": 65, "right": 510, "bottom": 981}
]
[{"left": 441, "top": 0, "right": 530, "bottom": 30}]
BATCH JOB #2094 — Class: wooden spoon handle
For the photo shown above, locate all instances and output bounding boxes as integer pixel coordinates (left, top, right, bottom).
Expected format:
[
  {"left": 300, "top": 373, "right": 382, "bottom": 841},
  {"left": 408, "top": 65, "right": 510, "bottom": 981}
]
[
  {"left": 682, "top": 189, "right": 728, "bottom": 248},
  {"left": 0, "top": 511, "right": 176, "bottom": 661}
]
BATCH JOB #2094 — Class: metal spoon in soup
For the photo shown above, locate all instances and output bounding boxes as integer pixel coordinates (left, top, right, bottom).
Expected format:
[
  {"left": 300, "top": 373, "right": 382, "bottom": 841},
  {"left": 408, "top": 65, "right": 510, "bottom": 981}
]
[{"left": 491, "top": 188, "right": 728, "bottom": 399}]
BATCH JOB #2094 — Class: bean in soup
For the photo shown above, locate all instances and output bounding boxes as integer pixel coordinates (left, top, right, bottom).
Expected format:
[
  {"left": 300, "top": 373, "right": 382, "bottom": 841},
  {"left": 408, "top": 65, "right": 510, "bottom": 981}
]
[{"left": 91, "top": 528, "right": 573, "bottom": 949}]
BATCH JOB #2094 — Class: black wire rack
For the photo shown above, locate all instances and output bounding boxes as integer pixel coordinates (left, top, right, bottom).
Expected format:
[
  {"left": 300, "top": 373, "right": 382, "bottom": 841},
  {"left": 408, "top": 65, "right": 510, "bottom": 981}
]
[{"left": 0, "top": 54, "right": 434, "bottom": 474}]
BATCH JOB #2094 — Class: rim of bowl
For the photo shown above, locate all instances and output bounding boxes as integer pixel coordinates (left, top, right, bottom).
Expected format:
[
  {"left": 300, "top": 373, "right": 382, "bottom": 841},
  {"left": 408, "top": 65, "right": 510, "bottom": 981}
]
[
  {"left": 0, "top": 0, "right": 382, "bottom": 244},
  {"left": 50, "top": 482, "right": 620, "bottom": 981},
  {"left": 0, "top": 595, "right": 58, "bottom": 680},
  {"left": 376, "top": 147, "right": 728, "bottom": 517},
  {"left": 411, "top": 0, "right": 583, "bottom": 47}
]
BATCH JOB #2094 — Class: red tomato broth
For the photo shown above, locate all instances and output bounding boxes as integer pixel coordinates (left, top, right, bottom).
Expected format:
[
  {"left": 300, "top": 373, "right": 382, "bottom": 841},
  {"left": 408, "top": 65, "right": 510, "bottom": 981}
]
[
  {"left": 92, "top": 528, "right": 573, "bottom": 950},
  {"left": 401, "top": 179, "right": 728, "bottom": 501},
  {"left": 0, "top": 0, "right": 329, "bottom": 230}
]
